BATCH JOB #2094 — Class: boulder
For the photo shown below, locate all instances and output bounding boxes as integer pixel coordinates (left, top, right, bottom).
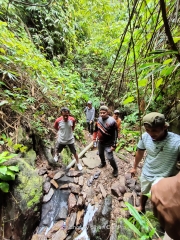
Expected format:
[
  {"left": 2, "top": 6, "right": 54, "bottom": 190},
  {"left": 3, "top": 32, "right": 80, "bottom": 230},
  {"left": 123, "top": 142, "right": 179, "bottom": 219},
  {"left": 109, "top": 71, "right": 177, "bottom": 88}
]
[{"left": 0, "top": 158, "right": 43, "bottom": 240}]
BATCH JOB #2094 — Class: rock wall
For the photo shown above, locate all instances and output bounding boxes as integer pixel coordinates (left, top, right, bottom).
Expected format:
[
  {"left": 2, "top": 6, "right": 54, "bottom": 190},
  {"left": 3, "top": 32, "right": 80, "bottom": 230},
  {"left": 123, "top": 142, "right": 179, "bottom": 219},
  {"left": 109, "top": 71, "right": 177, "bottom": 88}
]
[{"left": 0, "top": 150, "right": 43, "bottom": 240}]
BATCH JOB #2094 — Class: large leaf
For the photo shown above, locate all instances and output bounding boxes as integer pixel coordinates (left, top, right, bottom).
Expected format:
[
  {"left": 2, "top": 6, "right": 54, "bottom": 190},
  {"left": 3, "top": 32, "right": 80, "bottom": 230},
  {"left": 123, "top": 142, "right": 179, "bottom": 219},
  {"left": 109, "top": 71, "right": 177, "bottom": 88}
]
[
  {"left": 5, "top": 169, "right": 16, "bottom": 180},
  {"left": 0, "top": 158, "right": 8, "bottom": 164},
  {"left": 139, "top": 62, "right": 161, "bottom": 71},
  {"left": 0, "top": 166, "right": 7, "bottom": 175},
  {"left": 125, "top": 202, "right": 145, "bottom": 227},
  {"left": 8, "top": 165, "right": 19, "bottom": 172},
  {"left": 123, "top": 96, "right": 134, "bottom": 105},
  {"left": 123, "top": 218, "right": 141, "bottom": 236},
  {"left": 0, "top": 182, "right": 9, "bottom": 193}
]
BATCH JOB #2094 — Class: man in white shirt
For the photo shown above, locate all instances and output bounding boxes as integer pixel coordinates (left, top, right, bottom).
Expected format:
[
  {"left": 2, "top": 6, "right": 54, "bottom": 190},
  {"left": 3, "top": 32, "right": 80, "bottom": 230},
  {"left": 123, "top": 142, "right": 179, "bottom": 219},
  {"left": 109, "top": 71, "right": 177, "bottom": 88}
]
[{"left": 54, "top": 107, "right": 82, "bottom": 171}]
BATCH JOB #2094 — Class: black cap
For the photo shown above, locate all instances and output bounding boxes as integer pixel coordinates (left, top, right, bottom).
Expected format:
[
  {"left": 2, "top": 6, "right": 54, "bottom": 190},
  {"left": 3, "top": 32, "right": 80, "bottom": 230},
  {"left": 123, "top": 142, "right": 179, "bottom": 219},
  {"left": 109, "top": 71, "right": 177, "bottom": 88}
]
[{"left": 60, "top": 107, "right": 70, "bottom": 113}]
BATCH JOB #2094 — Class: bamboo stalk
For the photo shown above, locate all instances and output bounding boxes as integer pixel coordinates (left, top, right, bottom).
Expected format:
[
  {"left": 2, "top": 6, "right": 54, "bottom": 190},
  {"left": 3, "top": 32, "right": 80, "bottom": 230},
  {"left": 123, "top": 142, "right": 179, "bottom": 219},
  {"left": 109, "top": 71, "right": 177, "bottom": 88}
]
[{"left": 66, "top": 141, "right": 94, "bottom": 170}]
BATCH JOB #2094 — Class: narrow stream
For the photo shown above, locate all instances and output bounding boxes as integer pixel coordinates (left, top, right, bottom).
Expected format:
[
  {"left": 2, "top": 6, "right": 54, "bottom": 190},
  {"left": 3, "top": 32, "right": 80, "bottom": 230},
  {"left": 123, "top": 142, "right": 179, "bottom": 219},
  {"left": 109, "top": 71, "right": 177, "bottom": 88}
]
[{"left": 74, "top": 204, "right": 98, "bottom": 240}]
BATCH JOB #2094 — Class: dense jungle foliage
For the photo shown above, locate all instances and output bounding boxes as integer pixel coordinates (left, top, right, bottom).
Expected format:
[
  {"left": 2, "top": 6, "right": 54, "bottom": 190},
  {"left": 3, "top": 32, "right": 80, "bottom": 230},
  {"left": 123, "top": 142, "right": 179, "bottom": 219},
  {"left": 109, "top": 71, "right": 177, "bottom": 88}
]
[{"left": 0, "top": 0, "right": 180, "bottom": 191}]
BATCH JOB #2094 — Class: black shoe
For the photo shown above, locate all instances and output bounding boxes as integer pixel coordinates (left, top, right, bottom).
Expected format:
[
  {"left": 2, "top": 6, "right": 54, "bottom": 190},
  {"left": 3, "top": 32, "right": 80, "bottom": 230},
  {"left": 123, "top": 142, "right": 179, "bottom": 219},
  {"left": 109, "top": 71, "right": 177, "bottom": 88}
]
[
  {"left": 112, "top": 169, "right": 118, "bottom": 177},
  {"left": 98, "top": 163, "right": 106, "bottom": 168}
]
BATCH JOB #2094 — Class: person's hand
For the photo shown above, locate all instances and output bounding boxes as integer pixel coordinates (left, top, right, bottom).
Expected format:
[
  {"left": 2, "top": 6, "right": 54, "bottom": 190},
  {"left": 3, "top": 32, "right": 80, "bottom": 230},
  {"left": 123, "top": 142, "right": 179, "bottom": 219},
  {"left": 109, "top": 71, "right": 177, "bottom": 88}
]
[
  {"left": 90, "top": 120, "right": 92, "bottom": 124},
  {"left": 129, "top": 168, "right": 137, "bottom": 177},
  {"left": 151, "top": 173, "right": 180, "bottom": 239},
  {"left": 111, "top": 146, "right": 116, "bottom": 151}
]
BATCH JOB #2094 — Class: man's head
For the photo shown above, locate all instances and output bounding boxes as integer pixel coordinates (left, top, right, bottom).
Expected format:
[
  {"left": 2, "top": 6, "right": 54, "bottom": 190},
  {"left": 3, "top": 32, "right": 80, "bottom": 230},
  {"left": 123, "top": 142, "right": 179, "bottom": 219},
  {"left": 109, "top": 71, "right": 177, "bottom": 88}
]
[
  {"left": 100, "top": 101, "right": 105, "bottom": 106},
  {"left": 60, "top": 107, "right": 70, "bottom": 121},
  {"left": 99, "top": 105, "right": 109, "bottom": 119},
  {"left": 143, "top": 112, "right": 168, "bottom": 141},
  {"left": 113, "top": 110, "right": 120, "bottom": 119},
  {"left": 87, "top": 101, "right": 92, "bottom": 108}
]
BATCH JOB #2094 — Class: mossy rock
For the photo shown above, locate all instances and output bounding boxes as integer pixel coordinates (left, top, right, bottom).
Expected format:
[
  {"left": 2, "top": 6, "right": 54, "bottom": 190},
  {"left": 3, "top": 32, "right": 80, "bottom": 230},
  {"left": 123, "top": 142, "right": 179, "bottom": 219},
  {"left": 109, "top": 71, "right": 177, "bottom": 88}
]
[
  {"left": 14, "top": 158, "right": 43, "bottom": 212},
  {"left": 24, "top": 149, "right": 36, "bottom": 167}
]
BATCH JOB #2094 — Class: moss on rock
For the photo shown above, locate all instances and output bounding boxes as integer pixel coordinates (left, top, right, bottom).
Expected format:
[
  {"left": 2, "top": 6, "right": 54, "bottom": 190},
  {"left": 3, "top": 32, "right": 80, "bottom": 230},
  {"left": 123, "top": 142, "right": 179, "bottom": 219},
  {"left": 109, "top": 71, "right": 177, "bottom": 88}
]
[{"left": 14, "top": 158, "right": 43, "bottom": 212}]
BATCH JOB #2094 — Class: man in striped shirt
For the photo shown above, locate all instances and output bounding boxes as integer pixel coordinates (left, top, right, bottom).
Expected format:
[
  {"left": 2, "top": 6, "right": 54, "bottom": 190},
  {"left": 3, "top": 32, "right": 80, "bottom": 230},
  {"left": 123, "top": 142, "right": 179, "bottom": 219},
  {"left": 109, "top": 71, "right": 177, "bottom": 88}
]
[
  {"left": 93, "top": 105, "right": 118, "bottom": 177},
  {"left": 130, "top": 112, "right": 180, "bottom": 213}
]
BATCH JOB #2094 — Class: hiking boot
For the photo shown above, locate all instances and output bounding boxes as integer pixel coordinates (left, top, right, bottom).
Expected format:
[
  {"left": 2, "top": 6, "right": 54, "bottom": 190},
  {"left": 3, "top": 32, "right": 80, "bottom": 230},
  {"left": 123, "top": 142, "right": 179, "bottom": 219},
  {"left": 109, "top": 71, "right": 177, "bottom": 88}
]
[
  {"left": 98, "top": 163, "right": 106, "bottom": 168},
  {"left": 112, "top": 169, "right": 118, "bottom": 177}
]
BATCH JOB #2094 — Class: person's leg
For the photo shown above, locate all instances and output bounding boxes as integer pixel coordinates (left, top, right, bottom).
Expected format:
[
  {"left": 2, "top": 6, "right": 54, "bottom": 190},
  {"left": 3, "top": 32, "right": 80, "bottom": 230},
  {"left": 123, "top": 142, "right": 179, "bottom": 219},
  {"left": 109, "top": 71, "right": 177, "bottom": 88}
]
[
  {"left": 138, "top": 194, "right": 148, "bottom": 213},
  {"left": 105, "top": 147, "right": 118, "bottom": 177},
  {"left": 68, "top": 144, "right": 82, "bottom": 170},
  {"left": 90, "top": 121, "right": 94, "bottom": 135},
  {"left": 138, "top": 175, "right": 152, "bottom": 212},
  {"left": 87, "top": 122, "right": 90, "bottom": 134},
  {"left": 54, "top": 143, "right": 64, "bottom": 161},
  {"left": 98, "top": 142, "right": 106, "bottom": 168}
]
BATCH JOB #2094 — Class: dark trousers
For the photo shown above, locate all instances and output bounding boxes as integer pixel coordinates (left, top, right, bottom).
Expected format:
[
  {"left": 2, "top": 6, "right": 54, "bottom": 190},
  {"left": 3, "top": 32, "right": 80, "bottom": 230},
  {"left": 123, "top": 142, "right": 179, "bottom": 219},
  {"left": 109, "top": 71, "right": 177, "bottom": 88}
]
[
  {"left": 98, "top": 142, "right": 118, "bottom": 170},
  {"left": 87, "top": 121, "right": 94, "bottom": 135}
]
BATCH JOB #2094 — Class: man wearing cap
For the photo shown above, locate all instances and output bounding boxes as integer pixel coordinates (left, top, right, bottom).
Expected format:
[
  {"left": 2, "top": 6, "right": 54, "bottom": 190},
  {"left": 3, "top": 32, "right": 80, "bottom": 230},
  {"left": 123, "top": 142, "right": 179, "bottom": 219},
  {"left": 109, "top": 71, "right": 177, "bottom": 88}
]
[
  {"left": 84, "top": 101, "right": 95, "bottom": 136},
  {"left": 130, "top": 112, "right": 180, "bottom": 214},
  {"left": 54, "top": 107, "right": 82, "bottom": 171},
  {"left": 93, "top": 105, "right": 119, "bottom": 177},
  {"left": 113, "top": 110, "right": 122, "bottom": 139}
]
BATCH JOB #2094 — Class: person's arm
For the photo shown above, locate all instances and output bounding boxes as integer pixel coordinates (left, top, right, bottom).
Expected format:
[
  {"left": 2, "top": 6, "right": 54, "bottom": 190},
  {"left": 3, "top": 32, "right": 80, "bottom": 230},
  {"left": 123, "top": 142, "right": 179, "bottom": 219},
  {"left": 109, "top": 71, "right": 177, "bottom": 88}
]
[
  {"left": 130, "top": 149, "right": 145, "bottom": 176},
  {"left": 151, "top": 173, "right": 180, "bottom": 239},
  {"left": 54, "top": 118, "right": 60, "bottom": 130},
  {"left": 84, "top": 107, "right": 87, "bottom": 113},
  {"left": 93, "top": 121, "right": 98, "bottom": 142},
  {"left": 90, "top": 107, "right": 95, "bottom": 122},
  {"left": 72, "top": 118, "right": 76, "bottom": 131},
  {"left": 110, "top": 121, "right": 118, "bottom": 151}
]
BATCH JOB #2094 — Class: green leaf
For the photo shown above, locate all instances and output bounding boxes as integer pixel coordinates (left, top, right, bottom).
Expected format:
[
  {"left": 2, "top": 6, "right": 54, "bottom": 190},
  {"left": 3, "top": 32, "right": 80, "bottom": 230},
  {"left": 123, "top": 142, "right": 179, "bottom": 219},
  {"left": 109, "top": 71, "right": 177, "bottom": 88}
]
[
  {"left": 0, "top": 166, "right": 7, "bottom": 175},
  {"left": 125, "top": 202, "right": 145, "bottom": 226},
  {"left": 0, "top": 151, "right": 9, "bottom": 158},
  {"left": 155, "top": 78, "right": 163, "bottom": 88},
  {"left": 123, "top": 96, "right": 134, "bottom": 104},
  {"left": 173, "top": 37, "right": 180, "bottom": 43},
  {"left": 138, "top": 79, "right": 148, "bottom": 87},
  {"left": 160, "top": 66, "right": 174, "bottom": 76},
  {"left": 149, "top": 228, "right": 156, "bottom": 237},
  {"left": 0, "top": 158, "right": 8, "bottom": 164},
  {"left": 144, "top": 192, "right": 151, "bottom": 198},
  {"left": 6, "top": 169, "right": 16, "bottom": 179},
  {"left": 140, "top": 235, "right": 149, "bottom": 240},
  {"left": 163, "top": 58, "right": 173, "bottom": 65},
  {"left": 139, "top": 62, "right": 161, "bottom": 71},
  {"left": 0, "top": 182, "right": 9, "bottom": 193},
  {"left": 8, "top": 166, "right": 19, "bottom": 172},
  {"left": 123, "top": 218, "right": 142, "bottom": 236}
]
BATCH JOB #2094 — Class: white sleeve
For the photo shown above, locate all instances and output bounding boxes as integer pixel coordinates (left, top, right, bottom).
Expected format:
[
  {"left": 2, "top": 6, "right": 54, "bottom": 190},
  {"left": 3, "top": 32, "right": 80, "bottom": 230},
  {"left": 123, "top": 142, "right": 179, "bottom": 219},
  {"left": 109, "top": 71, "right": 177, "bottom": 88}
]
[{"left": 137, "top": 134, "right": 146, "bottom": 150}]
